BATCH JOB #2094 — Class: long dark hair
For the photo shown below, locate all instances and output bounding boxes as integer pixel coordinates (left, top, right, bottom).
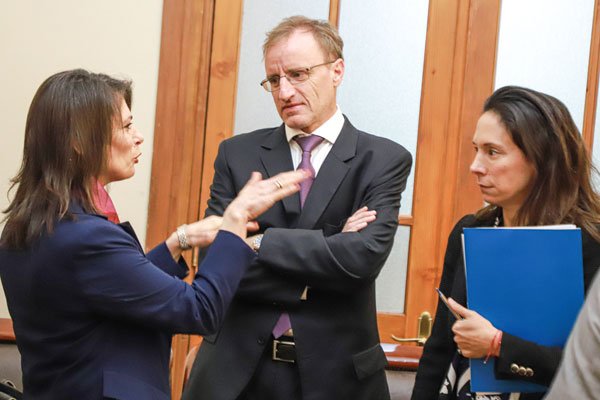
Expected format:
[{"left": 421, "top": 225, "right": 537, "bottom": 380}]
[
  {"left": 476, "top": 86, "right": 600, "bottom": 241},
  {"left": 1, "top": 69, "right": 132, "bottom": 249}
]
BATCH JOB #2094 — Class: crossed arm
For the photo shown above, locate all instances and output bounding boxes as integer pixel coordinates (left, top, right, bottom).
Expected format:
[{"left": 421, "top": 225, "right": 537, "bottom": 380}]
[{"left": 204, "top": 141, "right": 412, "bottom": 304}]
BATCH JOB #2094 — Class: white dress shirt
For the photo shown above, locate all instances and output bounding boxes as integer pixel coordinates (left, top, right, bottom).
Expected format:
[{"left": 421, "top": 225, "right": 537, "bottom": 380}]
[{"left": 284, "top": 106, "right": 345, "bottom": 176}]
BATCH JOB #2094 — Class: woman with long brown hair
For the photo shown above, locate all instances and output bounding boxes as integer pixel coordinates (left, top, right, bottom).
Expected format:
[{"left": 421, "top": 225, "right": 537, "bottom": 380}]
[
  {"left": 412, "top": 86, "right": 600, "bottom": 400},
  {"left": 0, "top": 69, "right": 307, "bottom": 399}
]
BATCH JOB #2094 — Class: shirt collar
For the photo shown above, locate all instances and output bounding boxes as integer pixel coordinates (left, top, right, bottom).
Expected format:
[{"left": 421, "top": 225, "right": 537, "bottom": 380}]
[{"left": 285, "top": 106, "right": 344, "bottom": 144}]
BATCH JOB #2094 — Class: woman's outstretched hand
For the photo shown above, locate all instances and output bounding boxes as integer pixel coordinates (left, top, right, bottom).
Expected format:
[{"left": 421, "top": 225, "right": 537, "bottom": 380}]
[
  {"left": 221, "top": 170, "right": 308, "bottom": 238},
  {"left": 166, "top": 170, "right": 307, "bottom": 259}
]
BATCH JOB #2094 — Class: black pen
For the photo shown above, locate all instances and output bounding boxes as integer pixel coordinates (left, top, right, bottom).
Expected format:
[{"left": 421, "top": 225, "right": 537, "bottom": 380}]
[{"left": 435, "top": 288, "right": 463, "bottom": 320}]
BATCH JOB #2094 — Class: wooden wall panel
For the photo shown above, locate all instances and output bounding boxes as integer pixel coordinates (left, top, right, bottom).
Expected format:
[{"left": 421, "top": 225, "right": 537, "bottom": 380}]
[
  {"left": 402, "top": 0, "right": 461, "bottom": 342},
  {"left": 197, "top": 0, "right": 244, "bottom": 219},
  {"left": 145, "top": 0, "right": 215, "bottom": 398},
  {"left": 146, "top": 0, "right": 214, "bottom": 252},
  {"left": 448, "top": 0, "right": 499, "bottom": 223},
  {"left": 402, "top": 0, "right": 499, "bottom": 340},
  {"left": 583, "top": 0, "right": 600, "bottom": 151},
  {"left": 0, "top": 318, "right": 15, "bottom": 342},
  {"left": 329, "top": 0, "right": 341, "bottom": 27},
  {"left": 178, "top": 2, "right": 244, "bottom": 397}
]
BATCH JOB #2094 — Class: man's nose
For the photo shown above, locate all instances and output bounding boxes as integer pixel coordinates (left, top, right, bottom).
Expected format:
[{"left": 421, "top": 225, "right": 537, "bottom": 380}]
[{"left": 278, "top": 76, "right": 295, "bottom": 100}]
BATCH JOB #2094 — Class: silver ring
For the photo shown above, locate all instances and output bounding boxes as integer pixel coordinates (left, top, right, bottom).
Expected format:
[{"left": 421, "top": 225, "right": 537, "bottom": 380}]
[
  {"left": 274, "top": 180, "right": 283, "bottom": 189},
  {"left": 457, "top": 348, "right": 462, "bottom": 355}
]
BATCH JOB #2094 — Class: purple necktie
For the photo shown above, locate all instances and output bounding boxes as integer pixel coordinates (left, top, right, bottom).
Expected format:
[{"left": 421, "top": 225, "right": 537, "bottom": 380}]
[
  {"left": 294, "top": 134, "right": 324, "bottom": 207},
  {"left": 272, "top": 134, "right": 324, "bottom": 339}
]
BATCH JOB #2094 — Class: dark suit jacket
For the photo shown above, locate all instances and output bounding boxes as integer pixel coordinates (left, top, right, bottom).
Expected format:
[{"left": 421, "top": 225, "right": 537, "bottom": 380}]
[
  {"left": 183, "top": 117, "right": 412, "bottom": 400},
  {"left": 0, "top": 204, "right": 255, "bottom": 400},
  {"left": 411, "top": 213, "right": 600, "bottom": 400}
]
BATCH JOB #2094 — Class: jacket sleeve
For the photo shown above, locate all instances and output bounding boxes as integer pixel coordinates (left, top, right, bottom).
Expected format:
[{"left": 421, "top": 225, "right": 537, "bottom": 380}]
[
  {"left": 73, "top": 225, "right": 255, "bottom": 335},
  {"left": 493, "top": 333, "right": 562, "bottom": 386},
  {"left": 411, "top": 216, "right": 473, "bottom": 400},
  {"left": 146, "top": 242, "right": 189, "bottom": 279}
]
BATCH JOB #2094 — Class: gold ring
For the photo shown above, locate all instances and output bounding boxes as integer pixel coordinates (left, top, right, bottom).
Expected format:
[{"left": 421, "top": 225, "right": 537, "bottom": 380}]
[{"left": 274, "top": 180, "right": 283, "bottom": 189}]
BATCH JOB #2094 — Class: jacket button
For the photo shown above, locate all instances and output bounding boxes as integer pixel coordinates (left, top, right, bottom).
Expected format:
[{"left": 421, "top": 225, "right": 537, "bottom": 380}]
[
  {"left": 510, "top": 363, "right": 519, "bottom": 373},
  {"left": 518, "top": 367, "right": 527, "bottom": 376},
  {"left": 526, "top": 368, "right": 534, "bottom": 377},
  {"left": 257, "top": 337, "right": 266, "bottom": 345}
]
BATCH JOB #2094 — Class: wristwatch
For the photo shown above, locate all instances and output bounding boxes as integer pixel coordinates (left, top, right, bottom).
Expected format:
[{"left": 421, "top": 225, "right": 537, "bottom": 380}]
[{"left": 252, "top": 234, "right": 263, "bottom": 252}]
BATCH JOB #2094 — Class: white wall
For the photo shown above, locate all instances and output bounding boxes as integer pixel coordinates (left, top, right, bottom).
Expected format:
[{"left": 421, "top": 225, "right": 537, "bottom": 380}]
[
  {"left": 0, "top": 0, "right": 164, "bottom": 318},
  {"left": 495, "top": 0, "right": 594, "bottom": 130}
]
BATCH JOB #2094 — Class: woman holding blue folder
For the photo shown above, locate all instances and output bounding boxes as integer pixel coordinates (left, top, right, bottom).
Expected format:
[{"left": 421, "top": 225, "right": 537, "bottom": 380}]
[{"left": 411, "top": 86, "right": 600, "bottom": 400}]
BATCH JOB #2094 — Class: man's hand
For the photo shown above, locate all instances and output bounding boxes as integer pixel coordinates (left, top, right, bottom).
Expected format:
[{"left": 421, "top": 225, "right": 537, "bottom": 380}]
[
  {"left": 342, "top": 206, "right": 377, "bottom": 232},
  {"left": 448, "top": 297, "right": 497, "bottom": 358}
]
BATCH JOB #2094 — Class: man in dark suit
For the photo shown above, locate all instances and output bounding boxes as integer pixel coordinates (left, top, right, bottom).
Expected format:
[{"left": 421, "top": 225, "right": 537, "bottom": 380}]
[{"left": 183, "top": 15, "right": 412, "bottom": 400}]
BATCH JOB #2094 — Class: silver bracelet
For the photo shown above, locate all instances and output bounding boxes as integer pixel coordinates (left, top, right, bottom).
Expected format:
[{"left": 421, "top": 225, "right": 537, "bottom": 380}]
[{"left": 176, "top": 224, "right": 192, "bottom": 250}]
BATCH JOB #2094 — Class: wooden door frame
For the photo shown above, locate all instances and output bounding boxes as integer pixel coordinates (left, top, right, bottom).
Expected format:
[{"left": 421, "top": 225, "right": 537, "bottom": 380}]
[
  {"left": 583, "top": 0, "right": 600, "bottom": 151},
  {"left": 382, "top": 0, "right": 501, "bottom": 342},
  {"left": 146, "top": 0, "right": 218, "bottom": 397}
]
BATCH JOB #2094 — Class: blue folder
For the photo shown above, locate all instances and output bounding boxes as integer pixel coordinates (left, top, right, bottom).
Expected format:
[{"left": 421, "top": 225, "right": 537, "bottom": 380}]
[{"left": 462, "top": 227, "right": 584, "bottom": 393}]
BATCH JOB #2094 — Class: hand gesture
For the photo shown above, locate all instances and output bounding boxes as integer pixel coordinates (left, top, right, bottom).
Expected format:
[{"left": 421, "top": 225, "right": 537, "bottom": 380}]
[
  {"left": 448, "top": 298, "right": 497, "bottom": 358},
  {"left": 222, "top": 170, "right": 308, "bottom": 238}
]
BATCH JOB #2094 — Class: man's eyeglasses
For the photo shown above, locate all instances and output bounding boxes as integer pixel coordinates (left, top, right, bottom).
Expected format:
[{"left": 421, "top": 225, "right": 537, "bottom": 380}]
[{"left": 260, "top": 60, "right": 336, "bottom": 92}]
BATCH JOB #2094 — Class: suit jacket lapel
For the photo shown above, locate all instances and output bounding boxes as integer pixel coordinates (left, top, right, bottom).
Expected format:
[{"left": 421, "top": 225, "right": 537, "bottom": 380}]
[
  {"left": 259, "top": 125, "right": 300, "bottom": 215},
  {"left": 297, "top": 117, "right": 357, "bottom": 229}
]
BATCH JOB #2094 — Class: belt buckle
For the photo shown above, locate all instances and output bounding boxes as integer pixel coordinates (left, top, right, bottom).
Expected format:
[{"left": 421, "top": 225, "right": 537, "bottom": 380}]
[{"left": 272, "top": 339, "right": 295, "bottom": 363}]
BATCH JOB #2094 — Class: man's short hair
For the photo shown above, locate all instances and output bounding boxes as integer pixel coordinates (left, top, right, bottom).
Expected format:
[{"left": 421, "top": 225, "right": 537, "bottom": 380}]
[{"left": 263, "top": 15, "right": 344, "bottom": 61}]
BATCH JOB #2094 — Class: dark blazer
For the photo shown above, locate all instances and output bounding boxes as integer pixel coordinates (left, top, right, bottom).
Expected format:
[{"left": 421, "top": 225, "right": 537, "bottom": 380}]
[
  {"left": 0, "top": 204, "right": 255, "bottom": 400},
  {"left": 411, "top": 213, "right": 600, "bottom": 400},
  {"left": 183, "top": 117, "right": 412, "bottom": 400}
]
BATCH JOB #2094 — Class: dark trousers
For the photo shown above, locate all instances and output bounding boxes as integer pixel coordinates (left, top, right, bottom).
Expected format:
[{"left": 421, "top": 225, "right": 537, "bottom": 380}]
[{"left": 237, "top": 337, "right": 302, "bottom": 400}]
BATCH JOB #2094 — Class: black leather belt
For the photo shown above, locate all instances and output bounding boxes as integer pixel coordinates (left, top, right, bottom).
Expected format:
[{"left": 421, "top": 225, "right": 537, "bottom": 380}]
[{"left": 272, "top": 336, "right": 296, "bottom": 363}]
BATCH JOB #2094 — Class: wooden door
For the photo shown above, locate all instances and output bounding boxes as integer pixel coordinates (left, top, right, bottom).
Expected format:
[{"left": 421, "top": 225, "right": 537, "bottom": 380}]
[{"left": 386, "top": 0, "right": 500, "bottom": 345}]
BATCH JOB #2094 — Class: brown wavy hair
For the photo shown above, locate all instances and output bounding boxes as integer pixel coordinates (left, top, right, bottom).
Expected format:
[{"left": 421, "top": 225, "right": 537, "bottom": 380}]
[
  {"left": 1, "top": 69, "right": 132, "bottom": 249},
  {"left": 476, "top": 86, "right": 600, "bottom": 241}
]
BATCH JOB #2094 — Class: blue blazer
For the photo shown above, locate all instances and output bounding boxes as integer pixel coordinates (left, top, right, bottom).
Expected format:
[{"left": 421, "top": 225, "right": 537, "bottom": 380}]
[{"left": 0, "top": 204, "right": 255, "bottom": 399}]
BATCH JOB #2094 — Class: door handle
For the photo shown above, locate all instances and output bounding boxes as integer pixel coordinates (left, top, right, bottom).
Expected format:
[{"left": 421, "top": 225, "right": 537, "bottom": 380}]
[{"left": 391, "top": 311, "right": 432, "bottom": 346}]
